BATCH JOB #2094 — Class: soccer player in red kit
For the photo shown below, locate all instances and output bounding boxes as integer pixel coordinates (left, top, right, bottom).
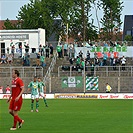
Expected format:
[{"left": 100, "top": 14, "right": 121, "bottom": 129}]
[{"left": 7, "top": 70, "right": 25, "bottom": 130}]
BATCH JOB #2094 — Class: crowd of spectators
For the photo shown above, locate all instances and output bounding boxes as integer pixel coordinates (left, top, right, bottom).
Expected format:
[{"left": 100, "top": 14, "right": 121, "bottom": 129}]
[{"left": 57, "top": 41, "right": 129, "bottom": 75}]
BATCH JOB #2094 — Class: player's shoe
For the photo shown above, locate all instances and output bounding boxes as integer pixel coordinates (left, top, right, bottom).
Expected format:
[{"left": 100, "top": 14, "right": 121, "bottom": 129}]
[
  {"left": 46, "top": 104, "right": 48, "bottom": 107},
  {"left": 18, "top": 120, "right": 24, "bottom": 128},
  {"left": 36, "top": 109, "right": 39, "bottom": 112},
  {"left": 31, "top": 110, "right": 33, "bottom": 112},
  {"left": 10, "top": 127, "right": 17, "bottom": 130}
]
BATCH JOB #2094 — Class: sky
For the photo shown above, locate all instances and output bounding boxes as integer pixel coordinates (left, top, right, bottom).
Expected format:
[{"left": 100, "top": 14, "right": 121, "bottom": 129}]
[{"left": 0, "top": 0, "right": 132, "bottom": 30}]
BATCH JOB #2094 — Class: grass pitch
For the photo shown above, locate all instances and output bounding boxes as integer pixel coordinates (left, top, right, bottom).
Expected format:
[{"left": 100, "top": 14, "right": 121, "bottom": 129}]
[{"left": 0, "top": 99, "right": 132, "bottom": 133}]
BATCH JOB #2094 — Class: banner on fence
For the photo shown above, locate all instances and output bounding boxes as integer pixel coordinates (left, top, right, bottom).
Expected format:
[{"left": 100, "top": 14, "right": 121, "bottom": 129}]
[
  {"left": 62, "top": 76, "right": 83, "bottom": 88},
  {"left": 86, "top": 77, "right": 98, "bottom": 90}
]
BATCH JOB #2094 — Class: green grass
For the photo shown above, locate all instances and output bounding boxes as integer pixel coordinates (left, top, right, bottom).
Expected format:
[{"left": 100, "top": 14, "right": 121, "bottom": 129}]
[{"left": 0, "top": 99, "right": 133, "bottom": 133}]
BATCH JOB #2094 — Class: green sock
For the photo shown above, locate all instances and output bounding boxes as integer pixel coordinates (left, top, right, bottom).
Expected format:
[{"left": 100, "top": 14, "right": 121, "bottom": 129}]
[
  {"left": 36, "top": 101, "right": 39, "bottom": 109},
  {"left": 43, "top": 98, "right": 47, "bottom": 105},
  {"left": 31, "top": 103, "right": 34, "bottom": 110}
]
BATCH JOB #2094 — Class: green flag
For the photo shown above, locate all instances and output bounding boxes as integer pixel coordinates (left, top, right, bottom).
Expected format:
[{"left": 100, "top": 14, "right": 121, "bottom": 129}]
[
  {"left": 86, "top": 77, "right": 98, "bottom": 90},
  {"left": 10, "top": 42, "right": 13, "bottom": 46},
  {"left": 90, "top": 47, "right": 95, "bottom": 52},
  {"left": 121, "top": 46, "right": 127, "bottom": 52},
  {"left": 109, "top": 47, "right": 114, "bottom": 52},
  {"left": 96, "top": 46, "right": 102, "bottom": 52},
  {"left": 103, "top": 47, "right": 108, "bottom": 52},
  {"left": 116, "top": 47, "right": 121, "bottom": 52}
]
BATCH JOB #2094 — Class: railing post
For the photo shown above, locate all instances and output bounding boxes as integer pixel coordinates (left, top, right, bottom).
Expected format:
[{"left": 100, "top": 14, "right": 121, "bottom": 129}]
[
  {"left": 131, "top": 66, "right": 132, "bottom": 77},
  {"left": 118, "top": 77, "right": 120, "bottom": 92},
  {"left": 119, "top": 66, "right": 120, "bottom": 76},
  {"left": 49, "top": 70, "right": 51, "bottom": 93},
  {"left": 70, "top": 66, "right": 72, "bottom": 77},
  {"left": 83, "top": 65, "right": 86, "bottom": 93},
  {"left": 58, "top": 66, "right": 60, "bottom": 77},
  {"left": 106, "top": 66, "right": 108, "bottom": 77}
]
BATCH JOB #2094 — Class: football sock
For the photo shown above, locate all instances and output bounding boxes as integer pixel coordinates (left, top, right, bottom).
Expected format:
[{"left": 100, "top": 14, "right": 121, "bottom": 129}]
[
  {"left": 13, "top": 116, "right": 18, "bottom": 128},
  {"left": 16, "top": 115, "right": 22, "bottom": 123},
  {"left": 31, "top": 103, "right": 34, "bottom": 110},
  {"left": 36, "top": 101, "right": 39, "bottom": 109},
  {"left": 43, "top": 98, "right": 47, "bottom": 106}
]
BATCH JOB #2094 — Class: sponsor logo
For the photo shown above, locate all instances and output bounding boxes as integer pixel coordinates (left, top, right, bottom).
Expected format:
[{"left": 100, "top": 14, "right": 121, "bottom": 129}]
[
  {"left": 3, "top": 94, "right": 11, "bottom": 99},
  {"left": 110, "top": 95, "right": 119, "bottom": 99},
  {"left": 99, "top": 95, "right": 108, "bottom": 99},
  {"left": 77, "top": 95, "right": 98, "bottom": 99},
  {"left": 124, "top": 95, "right": 133, "bottom": 99}
]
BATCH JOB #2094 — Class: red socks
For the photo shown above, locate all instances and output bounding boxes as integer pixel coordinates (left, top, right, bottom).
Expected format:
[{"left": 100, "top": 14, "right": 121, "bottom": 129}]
[{"left": 13, "top": 115, "right": 22, "bottom": 127}]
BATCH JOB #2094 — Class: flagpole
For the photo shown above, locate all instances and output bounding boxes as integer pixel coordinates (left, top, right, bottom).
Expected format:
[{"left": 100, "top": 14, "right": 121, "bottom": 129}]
[{"left": 83, "top": 58, "right": 86, "bottom": 94}]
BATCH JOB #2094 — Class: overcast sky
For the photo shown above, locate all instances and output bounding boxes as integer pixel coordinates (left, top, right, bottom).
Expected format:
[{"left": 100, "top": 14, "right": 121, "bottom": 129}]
[{"left": 0, "top": 0, "right": 132, "bottom": 30}]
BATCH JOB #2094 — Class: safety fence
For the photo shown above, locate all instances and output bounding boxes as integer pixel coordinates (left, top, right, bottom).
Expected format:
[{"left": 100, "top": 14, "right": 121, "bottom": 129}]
[
  {"left": 0, "top": 67, "right": 43, "bottom": 93},
  {"left": 44, "top": 65, "right": 133, "bottom": 93}
]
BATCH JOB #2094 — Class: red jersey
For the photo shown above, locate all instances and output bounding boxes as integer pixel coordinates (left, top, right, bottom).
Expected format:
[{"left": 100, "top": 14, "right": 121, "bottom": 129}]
[{"left": 11, "top": 77, "right": 24, "bottom": 100}]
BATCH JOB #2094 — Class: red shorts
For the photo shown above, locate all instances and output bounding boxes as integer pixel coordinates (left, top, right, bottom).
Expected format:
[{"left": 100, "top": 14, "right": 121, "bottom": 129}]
[{"left": 9, "top": 99, "right": 23, "bottom": 111}]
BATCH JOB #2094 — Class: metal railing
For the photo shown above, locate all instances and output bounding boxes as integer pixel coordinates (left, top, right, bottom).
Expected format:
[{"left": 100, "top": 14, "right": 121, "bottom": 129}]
[
  {"left": 57, "top": 65, "right": 133, "bottom": 77},
  {"left": 43, "top": 52, "right": 57, "bottom": 88}
]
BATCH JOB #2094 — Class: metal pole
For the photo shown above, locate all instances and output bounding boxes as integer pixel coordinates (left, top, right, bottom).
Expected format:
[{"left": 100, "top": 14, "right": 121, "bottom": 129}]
[
  {"left": 70, "top": 66, "right": 72, "bottom": 77},
  {"left": 131, "top": 66, "right": 132, "bottom": 77},
  {"left": 118, "top": 77, "right": 120, "bottom": 92},
  {"left": 49, "top": 71, "right": 51, "bottom": 93},
  {"left": 106, "top": 66, "right": 108, "bottom": 77},
  {"left": 83, "top": 63, "right": 86, "bottom": 93},
  {"left": 58, "top": 66, "right": 60, "bottom": 77}
]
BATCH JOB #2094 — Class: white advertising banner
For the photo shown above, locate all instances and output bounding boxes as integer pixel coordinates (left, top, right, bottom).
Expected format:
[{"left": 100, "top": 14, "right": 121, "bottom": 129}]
[
  {"left": 0, "top": 94, "right": 54, "bottom": 99},
  {"left": 0, "top": 93, "right": 133, "bottom": 99}
]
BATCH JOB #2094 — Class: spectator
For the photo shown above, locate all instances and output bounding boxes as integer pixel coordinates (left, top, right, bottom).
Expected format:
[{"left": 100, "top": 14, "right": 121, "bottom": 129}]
[
  {"left": 69, "top": 58, "right": 74, "bottom": 65},
  {"left": 49, "top": 44, "right": 53, "bottom": 58},
  {"left": 110, "top": 52, "right": 114, "bottom": 66},
  {"left": 39, "top": 44, "right": 44, "bottom": 56},
  {"left": 6, "top": 85, "right": 11, "bottom": 94},
  {"left": 121, "top": 56, "right": 126, "bottom": 71},
  {"left": 36, "top": 52, "right": 41, "bottom": 66},
  {"left": 103, "top": 53, "right": 107, "bottom": 66},
  {"left": 24, "top": 44, "right": 29, "bottom": 53},
  {"left": 19, "top": 43, "right": 22, "bottom": 58},
  {"left": 113, "top": 58, "right": 116, "bottom": 70},
  {"left": 56, "top": 44, "right": 62, "bottom": 58},
  {"left": 23, "top": 54, "right": 30, "bottom": 66},
  {"left": 80, "top": 58, "right": 85, "bottom": 71},
  {"left": 78, "top": 50, "right": 83, "bottom": 59},
  {"left": 0, "top": 54, "right": 7, "bottom": 64},
  {"left": 45, "top": 44, "right": 50, "bottom": 58},
  {"left": 86, "top": 50, "right": 90, "bottom": 64},
  {"left": 11, "top": 45, "right": 15, "bottom": 58},
  {"left": 90, "top": 61, "right": 95, "bottom": 76},
  {"left": 76, "top": 56, "right": 81, "bottom": 71},
  {"left": 7, "top": 47, "right": 10, "bottom": 55},
  {"left": 68, "top": 43, "right": 73, "bottom": 58},
  {"left": 7, "top": 54, "right": 13, "bottom": 65},
  {"left": 40, "top": 55, "right": 46, "bottom": 67},
  {"left": 63, "top": 42, "right": 68, "bottom": 56},
  {"left": 0, "top": 86, "right": 3, "bottom": 93},
  {"left": 94, "top": 58, "right": 100, "bottom": 71}
]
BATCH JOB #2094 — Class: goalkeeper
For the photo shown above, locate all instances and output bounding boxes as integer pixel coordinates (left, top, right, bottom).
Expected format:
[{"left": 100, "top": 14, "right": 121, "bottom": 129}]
[
  {"left": 106, "top": 83, "right": 112, "bottom": 93},
  {"left": 38, "top": 77, "right": 48, "bottom": 107}
]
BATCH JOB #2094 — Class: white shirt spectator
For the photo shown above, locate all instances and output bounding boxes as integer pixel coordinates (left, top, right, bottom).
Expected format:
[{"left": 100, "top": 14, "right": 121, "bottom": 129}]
[{"left": 121, "top": 56, "right": 126, "bottom": 65}]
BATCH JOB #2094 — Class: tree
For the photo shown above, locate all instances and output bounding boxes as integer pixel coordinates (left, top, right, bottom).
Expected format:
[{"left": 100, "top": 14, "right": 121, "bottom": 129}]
[
  {"left": 124, "top": 35, "right": 133, "bottom": 42},
  {"left": 2, "top": 19, "right": 18, "bottom": 29},
  {"left": 100, "top": 0, "right": 123, "bottom": 40},
  {"left": 3, "top": 0, "right": 98, "bottom": 41}
]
